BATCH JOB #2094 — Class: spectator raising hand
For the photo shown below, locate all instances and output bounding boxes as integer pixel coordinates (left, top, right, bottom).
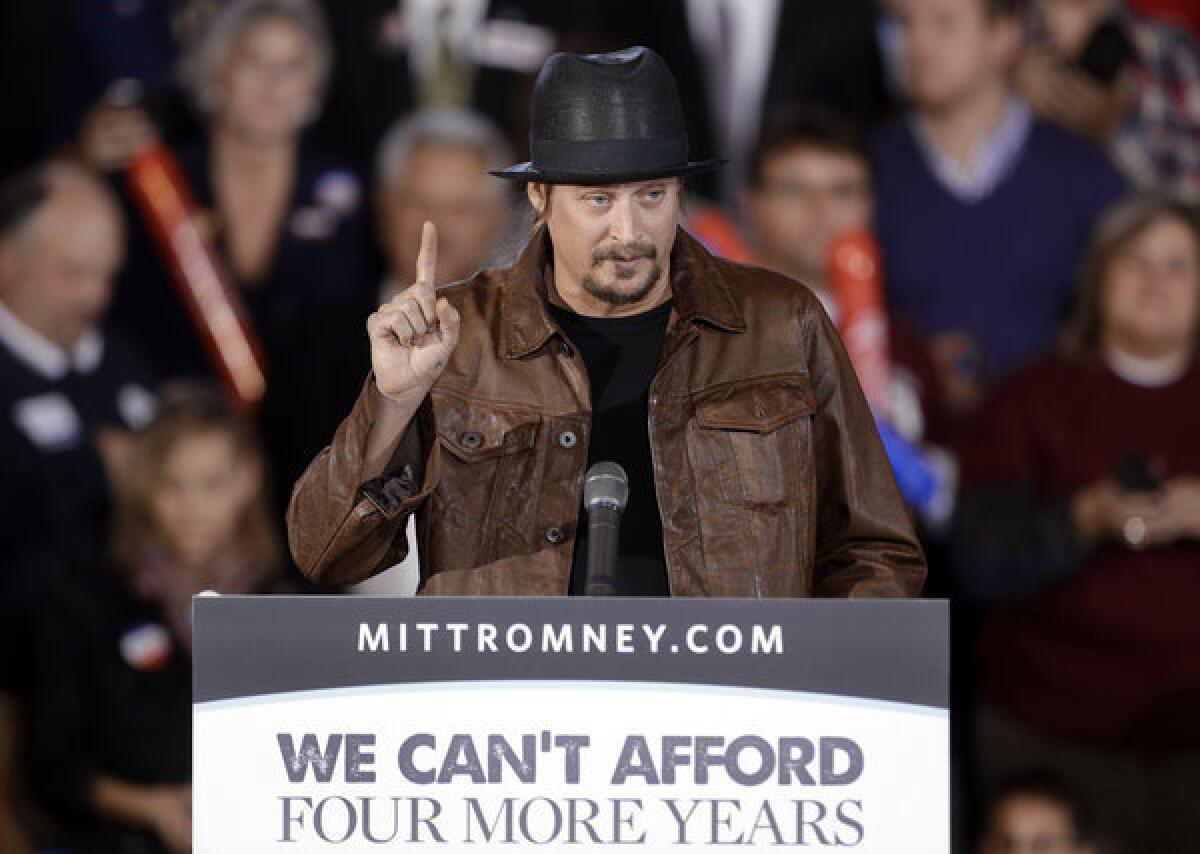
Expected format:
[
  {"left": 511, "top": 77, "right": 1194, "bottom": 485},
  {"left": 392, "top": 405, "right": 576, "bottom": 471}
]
[
  {"left": 76, "top": 84, "right": 160, "bottom": 173},
  {"left": 1021, "top": 0, "right": 1200, "bottom": 201}
]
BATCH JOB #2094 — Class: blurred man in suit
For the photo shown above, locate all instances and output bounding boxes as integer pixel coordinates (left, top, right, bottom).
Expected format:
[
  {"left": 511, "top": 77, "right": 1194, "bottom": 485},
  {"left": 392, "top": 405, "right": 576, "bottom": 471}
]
[{"left": 639, "top": 0, "right": 890, "bottom": 202}]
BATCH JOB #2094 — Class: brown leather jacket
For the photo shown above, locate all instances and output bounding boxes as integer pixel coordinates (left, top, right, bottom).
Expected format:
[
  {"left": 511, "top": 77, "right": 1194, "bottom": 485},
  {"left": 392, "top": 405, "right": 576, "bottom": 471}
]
[{"left": 287, "top": 226, "right": 926, "bottom": 596}]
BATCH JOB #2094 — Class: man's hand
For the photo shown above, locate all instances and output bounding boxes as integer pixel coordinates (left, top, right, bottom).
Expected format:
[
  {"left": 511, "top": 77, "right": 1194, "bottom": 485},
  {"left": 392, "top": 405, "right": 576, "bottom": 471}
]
[
  {"left": 1017, "top": 50, "right": 1130, "bottom": 142},
  {"left": 368, "top": 221, "right": 460, "bottom": 408},
  {"left": 1158, "top": 477, "right": 1200, "bottom": 542},
  {"left": 362, "top": 221, "right": 461, "bottom": 477},
  {"left": 1072, "top": 479, "right": 1173, "bottom": 549},
  {"left": 929, "top": 330, "right": 987, "bottom": 420},
  {"left": 77, "top": 101, "right": 158, "bottom": 172},
  {"left": 91, "top": 776, "right": 191, "bottom": 853},
  {"left": 144, "top": 784, "right": 192, "bottom": 853}
]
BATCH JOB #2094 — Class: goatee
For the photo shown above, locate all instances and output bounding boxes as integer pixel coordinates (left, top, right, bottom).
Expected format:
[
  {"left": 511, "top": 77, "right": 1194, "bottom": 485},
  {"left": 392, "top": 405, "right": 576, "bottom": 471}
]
[{"left": 584, "top": 241, "right": 661, "bottom": 306}]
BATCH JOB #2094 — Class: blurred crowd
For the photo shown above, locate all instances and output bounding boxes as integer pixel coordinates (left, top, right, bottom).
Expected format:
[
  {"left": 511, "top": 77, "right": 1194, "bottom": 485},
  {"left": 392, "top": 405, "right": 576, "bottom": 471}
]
[{"left": 1, "top": 0, "right": 1199, "bottom": 851}]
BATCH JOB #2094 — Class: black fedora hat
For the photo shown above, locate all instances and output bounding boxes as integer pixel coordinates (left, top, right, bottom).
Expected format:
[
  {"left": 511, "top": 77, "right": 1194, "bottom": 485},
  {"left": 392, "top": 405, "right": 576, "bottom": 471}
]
[{"left": 491, "top": 46, "right": 724, "bottom": 185}]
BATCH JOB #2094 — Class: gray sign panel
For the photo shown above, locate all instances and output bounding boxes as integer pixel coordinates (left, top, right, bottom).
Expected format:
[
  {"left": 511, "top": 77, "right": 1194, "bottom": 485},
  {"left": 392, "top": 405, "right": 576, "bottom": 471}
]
[{"left": 194, "top": 597, "right": 948, "bottom": 708}]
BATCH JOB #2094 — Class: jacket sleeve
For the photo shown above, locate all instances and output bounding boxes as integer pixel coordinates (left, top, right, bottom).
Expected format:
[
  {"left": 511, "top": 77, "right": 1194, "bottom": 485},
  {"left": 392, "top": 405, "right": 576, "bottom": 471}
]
[
  {"left": 804, "top": 299, "right": 928, "bottom": 597},
  {"left": 286, "top": 376, "right": 441, "bottom": 586}
]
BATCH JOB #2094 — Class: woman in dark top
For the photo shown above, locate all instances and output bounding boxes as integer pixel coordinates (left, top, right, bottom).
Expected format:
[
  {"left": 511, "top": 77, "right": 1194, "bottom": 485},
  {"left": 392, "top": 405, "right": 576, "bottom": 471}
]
[
  {"left": 26, "top": 384, "right": 281, "bottom": 853},
  {"left": 952, "top": 195, "right": 1200, "bottom": 852},
  {"left": 106, "top": 0, "right": 376, "bottom": 510}
]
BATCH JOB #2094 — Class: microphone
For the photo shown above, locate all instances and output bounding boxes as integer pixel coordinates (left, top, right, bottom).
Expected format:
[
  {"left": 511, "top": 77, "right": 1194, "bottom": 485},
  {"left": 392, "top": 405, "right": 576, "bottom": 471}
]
[{"left": 582, "top": 462, "right": 629, "bottom": 596}]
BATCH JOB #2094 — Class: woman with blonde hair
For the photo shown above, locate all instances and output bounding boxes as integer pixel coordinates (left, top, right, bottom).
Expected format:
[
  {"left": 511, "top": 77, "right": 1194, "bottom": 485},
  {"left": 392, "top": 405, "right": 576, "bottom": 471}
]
[
  {"left": 108, "top": 0, "right": 376, "bottom": 513},
  {"left": 24, "top": 384, "right": 281, "bottom": 853},
  {"left": 952, "top": 194, "right": 1200, "bottom": 852}
]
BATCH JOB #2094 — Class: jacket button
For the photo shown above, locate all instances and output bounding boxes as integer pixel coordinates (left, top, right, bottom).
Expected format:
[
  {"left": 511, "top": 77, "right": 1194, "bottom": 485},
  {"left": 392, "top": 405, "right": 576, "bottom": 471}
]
[
  {"left": 461, "top": 431, "right": 484, "bottom": 449},
  {"left": 545, "top": 526, "right": 565, "bottom": 544},
  {"left": 557, "top": 430, "right": 578, "bottom": 448}
]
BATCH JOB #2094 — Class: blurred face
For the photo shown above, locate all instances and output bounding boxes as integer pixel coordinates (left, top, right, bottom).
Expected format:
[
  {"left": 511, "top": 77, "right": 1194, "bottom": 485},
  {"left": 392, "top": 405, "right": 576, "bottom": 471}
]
[
  {"left": 1101, "top": 215, "right": 1200, "bottom": 359},
  {"left": 979, "top": 795, "right": 1091, "bottom": 854},
  {"left": 528, "top": 178, "right": 681, "bottom": 316},
  {"left": 1034, "top": 0, "right": 1115, "bottom": 58},
  {"left": 0, "top": 185, "right": 121, "bottom": 349},
  {"left": 896, "top": 0, "right": 1020, "bottom": 111},
  {"left": 150, "top": 431, "right": 258, "bottom": 569},
  {"left": 743, "top": 145, "right": 872, "bottom": 285},
  {"left": 218, "top": 16, "right": 320, "bottom": 142},
  {"left": 380, "top": 143, "right": 505, "bottom": 285}
]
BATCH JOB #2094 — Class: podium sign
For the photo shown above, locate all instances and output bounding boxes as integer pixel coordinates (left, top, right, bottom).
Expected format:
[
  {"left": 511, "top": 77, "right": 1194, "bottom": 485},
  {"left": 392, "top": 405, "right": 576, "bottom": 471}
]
[{"left": 194, "top": 597, "right": 948, "bottom": 851}]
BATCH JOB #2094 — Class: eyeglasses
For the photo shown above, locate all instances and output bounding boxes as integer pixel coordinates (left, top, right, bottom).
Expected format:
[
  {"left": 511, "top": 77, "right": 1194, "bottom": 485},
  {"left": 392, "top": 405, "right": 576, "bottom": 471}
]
[{"left": 755, "top": 179, "right": 870, "bottom": 205}]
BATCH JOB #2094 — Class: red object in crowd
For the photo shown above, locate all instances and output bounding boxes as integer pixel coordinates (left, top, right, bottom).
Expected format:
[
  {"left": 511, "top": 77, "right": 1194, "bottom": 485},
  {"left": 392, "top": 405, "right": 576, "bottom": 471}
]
[
  {"left": 685, "top": 202, "right": 759, "bottom": 265},
  {"left": 125, "top": 145, "right": 267, "bottom": 413},
  {"left": 1128, "top": 0, "right": 1200, "bottom": 38},
  {"left": 828, "top": 230, "right": 891, "bottom": 417}
]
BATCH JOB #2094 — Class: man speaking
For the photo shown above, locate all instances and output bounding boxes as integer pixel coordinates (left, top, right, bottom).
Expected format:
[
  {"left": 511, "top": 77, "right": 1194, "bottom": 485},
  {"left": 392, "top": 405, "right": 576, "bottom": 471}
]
[{"left": 287, "top": 47, "right": 925, "bottom": 597}]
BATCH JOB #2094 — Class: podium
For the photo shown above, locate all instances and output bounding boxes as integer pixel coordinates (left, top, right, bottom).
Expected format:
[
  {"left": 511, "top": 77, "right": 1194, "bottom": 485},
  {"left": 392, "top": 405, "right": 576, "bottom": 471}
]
[{"left": 193, "top": 597, "right": 948, "bottom": 851}]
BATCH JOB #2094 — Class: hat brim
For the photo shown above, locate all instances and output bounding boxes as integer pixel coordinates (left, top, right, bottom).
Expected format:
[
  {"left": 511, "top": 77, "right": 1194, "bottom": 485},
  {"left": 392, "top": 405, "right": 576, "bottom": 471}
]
[{"left": 489, "top": 158, "right": 726, "bottom": 185}]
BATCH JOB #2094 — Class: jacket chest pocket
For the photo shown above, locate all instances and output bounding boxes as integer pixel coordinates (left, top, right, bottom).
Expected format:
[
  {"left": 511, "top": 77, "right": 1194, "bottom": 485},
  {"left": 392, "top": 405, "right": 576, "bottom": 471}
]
[
  {"left": 687, "top": 373, "right": 816, "bottom": 505},
  {"left": 439, "top": 403, "right": 540, "bottom": 464},
  {"left": 430, "top": 394, "right": 544, "bottom": 561}
]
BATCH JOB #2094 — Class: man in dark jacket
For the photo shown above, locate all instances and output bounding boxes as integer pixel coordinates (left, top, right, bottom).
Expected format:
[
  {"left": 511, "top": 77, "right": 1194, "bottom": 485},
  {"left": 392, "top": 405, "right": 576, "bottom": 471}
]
[
  {"left": 287, "top": 46, "right": 925, "bottom": 597},
  {"left": 0, "top": 159, "right": 157, "bottom": 848}
]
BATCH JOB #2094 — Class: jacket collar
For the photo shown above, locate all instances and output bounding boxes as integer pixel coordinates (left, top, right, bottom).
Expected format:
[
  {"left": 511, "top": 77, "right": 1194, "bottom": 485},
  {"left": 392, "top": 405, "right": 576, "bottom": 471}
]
[
  {"left": 498, "top": 224, "right": 746, "bottom": 359},
  {"left": 0, "top": 298, "right": 104, "bottom": 380}
]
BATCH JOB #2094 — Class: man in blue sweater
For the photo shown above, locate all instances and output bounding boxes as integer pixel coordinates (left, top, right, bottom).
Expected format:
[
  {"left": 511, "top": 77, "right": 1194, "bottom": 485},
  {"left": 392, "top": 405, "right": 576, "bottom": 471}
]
[{"left": 871, "top": 0, "right": 1125, "bottom": 419}]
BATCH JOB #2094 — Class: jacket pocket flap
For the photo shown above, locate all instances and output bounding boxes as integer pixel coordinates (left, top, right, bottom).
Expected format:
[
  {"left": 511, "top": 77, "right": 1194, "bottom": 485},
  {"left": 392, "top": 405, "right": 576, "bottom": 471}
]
[
  {"left": 694, "top": 373, "right": 816, "bottom": 433},
  {"left": 435, "top": 396, "right": 541, "bottom": 459}
]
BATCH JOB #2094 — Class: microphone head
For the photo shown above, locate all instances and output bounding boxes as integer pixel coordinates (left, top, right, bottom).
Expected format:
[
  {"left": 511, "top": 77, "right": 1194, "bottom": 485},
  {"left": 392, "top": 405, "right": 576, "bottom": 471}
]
[{"left": 584, "top": 461, "right": 629, "bottom": 512}]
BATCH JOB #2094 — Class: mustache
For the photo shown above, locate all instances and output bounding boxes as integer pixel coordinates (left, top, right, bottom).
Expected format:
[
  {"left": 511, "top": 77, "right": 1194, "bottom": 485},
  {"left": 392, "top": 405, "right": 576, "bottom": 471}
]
[{"left": 593, "top": 242, "right": 657, "bottom": 264}]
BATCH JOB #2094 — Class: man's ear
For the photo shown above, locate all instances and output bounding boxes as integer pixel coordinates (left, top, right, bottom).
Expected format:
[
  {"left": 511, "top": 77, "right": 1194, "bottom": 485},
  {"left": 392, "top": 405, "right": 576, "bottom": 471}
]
[{"left": 526, "top": 181, "right": 547, "bottom": 215}]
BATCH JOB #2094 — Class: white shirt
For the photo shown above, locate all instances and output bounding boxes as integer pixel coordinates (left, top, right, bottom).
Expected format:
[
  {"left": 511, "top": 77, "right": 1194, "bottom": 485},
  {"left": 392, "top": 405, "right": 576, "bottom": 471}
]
[
  {"left": 1106, "top": 346, "right": 1191, "bottom": 388},
  {"left": 348, "top": 516, "right": 421, "bottom": 596},
  {"left": 0, "top": 298, "right": 103, "bottom": 380},
  {"left": 0, "top": 298, "right": 157, "bottom": 451},
  {"left": 686, "top": 0, "right": 782, "bottom": 195},
  {"left": 910, "top": 98, "right": 1033, "bottom": 204}
]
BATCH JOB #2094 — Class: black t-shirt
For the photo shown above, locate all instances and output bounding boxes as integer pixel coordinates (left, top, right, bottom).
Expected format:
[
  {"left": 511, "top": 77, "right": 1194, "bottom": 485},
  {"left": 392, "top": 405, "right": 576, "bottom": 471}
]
[{"left": 548, "top": 300, "right": 672, "bottom": 596}]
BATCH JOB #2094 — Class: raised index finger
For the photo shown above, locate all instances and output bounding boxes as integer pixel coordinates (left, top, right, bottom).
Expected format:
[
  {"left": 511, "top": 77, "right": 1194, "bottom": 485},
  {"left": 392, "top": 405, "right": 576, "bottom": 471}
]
[{"left": 415, "top": 220, "right": 438, "bottom": 291}]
